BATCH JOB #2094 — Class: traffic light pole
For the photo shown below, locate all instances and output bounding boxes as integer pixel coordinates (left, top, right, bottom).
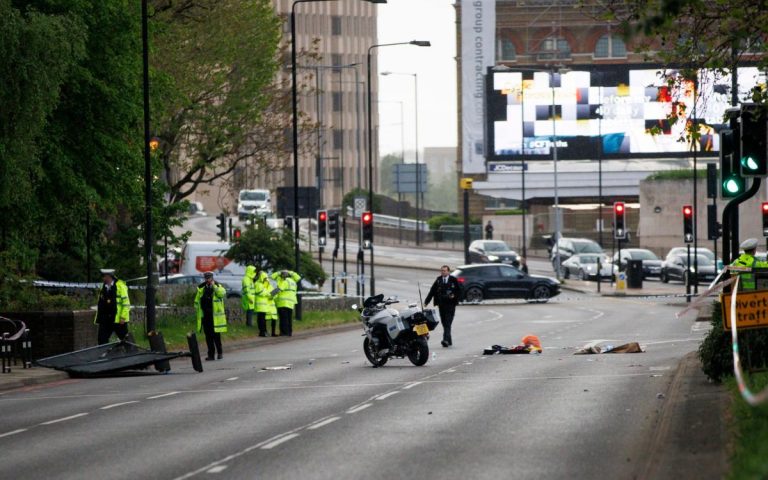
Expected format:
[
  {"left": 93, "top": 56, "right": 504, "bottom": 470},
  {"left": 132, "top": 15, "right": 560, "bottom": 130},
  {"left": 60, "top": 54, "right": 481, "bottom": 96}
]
[
  {"left": 723, "top": 178, "right": 761, "bottom": 267},
  {"left": 686, "top": 244, "right": 691, "bottom": 303}
]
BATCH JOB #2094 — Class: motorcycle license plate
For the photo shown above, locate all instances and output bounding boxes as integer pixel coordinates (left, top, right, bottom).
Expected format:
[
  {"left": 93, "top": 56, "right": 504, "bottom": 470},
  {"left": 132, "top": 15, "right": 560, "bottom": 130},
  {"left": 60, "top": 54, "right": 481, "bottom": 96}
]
[{"left": 413, "top": 323, "right": 429, "bottom": 336}]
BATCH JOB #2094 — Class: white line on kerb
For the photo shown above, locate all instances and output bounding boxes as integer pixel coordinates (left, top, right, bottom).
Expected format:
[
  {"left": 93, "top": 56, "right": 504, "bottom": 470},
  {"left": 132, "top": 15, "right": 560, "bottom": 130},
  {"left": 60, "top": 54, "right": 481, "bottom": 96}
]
[
  {"left": 206, "top": 466, "right": 228, "bottom": 474},
  {"left": 260, "top": 433, "right": 300, "bottom": 450},
  {"left": 40, "top": 413, "right": 88, "bottom": 425},
  {"left": 147, "top": 391, "right": 179, "bottom": 400},
  {"left": 0, "top": 429, "right": 27, "bottom": 439},
  {"left": 346, "top": 403, "right": 372, "bottom": 414},
  {"left": 100, "top": 401, "right": 140, "bottom": 410},
  {"left": 402, "top": 382, "right": 422, "bottom": 390},
  {"left": 376, "top": 391, "right": 399, "bottom": 400},
  {"left": 307, "top": 417, "right": 340, "bottom": 430}
]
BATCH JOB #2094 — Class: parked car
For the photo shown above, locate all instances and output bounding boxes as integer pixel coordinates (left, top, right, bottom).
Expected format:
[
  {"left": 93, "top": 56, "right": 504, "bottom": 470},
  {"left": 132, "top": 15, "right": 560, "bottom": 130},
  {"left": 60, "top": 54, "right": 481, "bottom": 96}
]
[
  {"left": 613, "top": 248, "right": 663, "bottom": 279},
  {"left": 189, "top": 201, "right": 207, "bottom": 216},
  {"left": 561, "top": 254, "right": 614, "bottom": 281},
  {"left": 551, "top": 237, "right": 603, "bottom": 271},
  {"left": 467, "top": 240, "right": 521, "bottom": 267},
  {"left": 662, "top": 247, "right": 722, "bottom": 276},
  {"left": 452, "top": 264, "right": 560, "bottom": 303},
  {"left": 660, "top": 254, "right": 717, "bottom": 284}
]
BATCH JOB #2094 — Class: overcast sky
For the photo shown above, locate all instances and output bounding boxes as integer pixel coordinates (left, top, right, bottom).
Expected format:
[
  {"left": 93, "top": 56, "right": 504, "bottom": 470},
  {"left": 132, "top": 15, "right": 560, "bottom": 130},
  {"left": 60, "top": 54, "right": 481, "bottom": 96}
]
[{"left": 377, "top": 0, "right": 457, "bottom": 160}]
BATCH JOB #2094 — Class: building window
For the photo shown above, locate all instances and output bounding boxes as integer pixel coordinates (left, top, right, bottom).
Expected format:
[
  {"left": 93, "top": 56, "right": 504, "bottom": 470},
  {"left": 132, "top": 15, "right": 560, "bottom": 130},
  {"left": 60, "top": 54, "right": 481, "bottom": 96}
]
[
  {"left": 331, "top": 16, "right": 342, "bottom": 36},
  {"left": 537, "top": 37, "right": 571, "bottom": 60},
  {"left": 496, "top": 37, "right": 516, "bottom": 61},
  {"left": 333, "top": 130, "right": 344, "bottom": 150},
  {"left": 594, "top": 34, "right": 627, "bottom": 58},
  {"left": 331, "top": 53, "right": 342, "bottom": 66},
  {"left": 332, "top": 91, "right": 342, "bottom": 112}
]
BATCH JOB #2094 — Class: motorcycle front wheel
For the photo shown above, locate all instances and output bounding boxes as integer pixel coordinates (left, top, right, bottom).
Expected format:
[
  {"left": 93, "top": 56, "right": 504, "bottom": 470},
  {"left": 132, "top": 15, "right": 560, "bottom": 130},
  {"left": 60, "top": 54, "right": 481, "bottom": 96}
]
[
  {"left": 407, "top": 338, "right": 429, "bottom": 366},
  {"left": 363, "top": 337, "right": 388, "bottom": 367}
]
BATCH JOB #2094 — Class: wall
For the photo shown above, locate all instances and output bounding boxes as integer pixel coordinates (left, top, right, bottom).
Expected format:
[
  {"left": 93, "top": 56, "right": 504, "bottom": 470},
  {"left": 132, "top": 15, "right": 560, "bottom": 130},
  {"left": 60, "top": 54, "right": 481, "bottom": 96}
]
[{"left": 1, "top": 311, "right": 96, "bottom": 360}]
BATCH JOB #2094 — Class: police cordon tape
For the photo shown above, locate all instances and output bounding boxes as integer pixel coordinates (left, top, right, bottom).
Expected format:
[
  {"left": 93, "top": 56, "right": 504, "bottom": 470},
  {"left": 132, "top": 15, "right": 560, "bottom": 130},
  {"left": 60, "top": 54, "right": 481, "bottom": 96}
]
[{"left": 729, "top": 276, "right": 768, "bottom": 406}]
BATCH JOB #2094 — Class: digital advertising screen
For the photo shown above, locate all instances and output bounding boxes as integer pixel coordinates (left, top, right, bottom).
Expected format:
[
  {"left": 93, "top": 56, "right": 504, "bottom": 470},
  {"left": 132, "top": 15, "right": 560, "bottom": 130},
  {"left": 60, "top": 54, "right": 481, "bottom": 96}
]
[{"left": 486, "top": 65, "right": 766, "bottom": 161}]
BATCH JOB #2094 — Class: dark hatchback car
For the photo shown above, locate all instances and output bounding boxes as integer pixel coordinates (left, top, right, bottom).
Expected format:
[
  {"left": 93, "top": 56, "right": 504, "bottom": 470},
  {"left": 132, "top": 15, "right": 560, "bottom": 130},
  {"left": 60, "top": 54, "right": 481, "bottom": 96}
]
[
  {"left": 613, "top": 248, "right": 663, "bottom": 279},
  {"left": 660, "top": 254, "right": 717, "bottom": 285},
  {"left": 452, "top": 264, "right": 560, "bottom": 303},
  {"left": 467, "top": 240, "right": 521, "bottom": 268}
]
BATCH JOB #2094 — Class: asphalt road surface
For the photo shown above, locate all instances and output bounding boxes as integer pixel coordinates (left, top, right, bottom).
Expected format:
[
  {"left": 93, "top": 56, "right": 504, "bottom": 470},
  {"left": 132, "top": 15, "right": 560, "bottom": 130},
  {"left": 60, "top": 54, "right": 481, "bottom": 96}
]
[{"left": 0, "top": 287, "right": 706, "bottom": 479}]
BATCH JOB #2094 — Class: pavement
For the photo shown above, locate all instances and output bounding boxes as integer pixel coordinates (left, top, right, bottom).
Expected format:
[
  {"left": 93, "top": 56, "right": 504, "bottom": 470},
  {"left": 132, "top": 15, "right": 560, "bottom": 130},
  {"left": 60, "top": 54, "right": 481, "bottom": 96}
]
[{"left": 0, "top": 282, "right": 729, "bottom": 479}]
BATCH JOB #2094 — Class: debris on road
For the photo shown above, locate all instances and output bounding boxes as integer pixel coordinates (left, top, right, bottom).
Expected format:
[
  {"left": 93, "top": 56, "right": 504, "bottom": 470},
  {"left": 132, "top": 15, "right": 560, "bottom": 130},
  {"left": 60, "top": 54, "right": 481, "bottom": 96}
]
[
  {"left": 574, "top": 340, "right": 645, "bottom": 354},
  {"left": 483, "top": 335, "right": 543, "bottom": 355},
  {"left": 261, "top": 365, "right": 293, "bottom": 371}
]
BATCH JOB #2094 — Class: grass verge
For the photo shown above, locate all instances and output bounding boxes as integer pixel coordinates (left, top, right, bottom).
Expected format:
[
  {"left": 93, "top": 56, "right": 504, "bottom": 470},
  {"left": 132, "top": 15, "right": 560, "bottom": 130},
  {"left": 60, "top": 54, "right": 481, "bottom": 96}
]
[
  {"left": 128, "top": 309, "right": 360, "bottom": 351},
  {"left": 727, "top": 372, "right": 768, "bottom": 479}
]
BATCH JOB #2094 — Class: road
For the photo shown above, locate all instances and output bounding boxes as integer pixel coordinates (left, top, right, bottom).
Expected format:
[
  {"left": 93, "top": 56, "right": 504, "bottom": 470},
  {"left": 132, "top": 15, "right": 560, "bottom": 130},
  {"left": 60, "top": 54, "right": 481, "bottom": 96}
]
[{"left": 0, "top": 270, "right": 706, "bottom": 479}]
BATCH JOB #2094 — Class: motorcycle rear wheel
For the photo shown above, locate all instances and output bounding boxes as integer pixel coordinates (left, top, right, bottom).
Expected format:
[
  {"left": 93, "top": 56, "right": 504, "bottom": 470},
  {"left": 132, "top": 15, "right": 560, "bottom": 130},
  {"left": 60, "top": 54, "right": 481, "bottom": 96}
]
[
  {"left": 363, "top": 337, "right": 388, "bottom": 367},
  {"left": 407, "top": 338, "right": 429, "bottom": 366}
]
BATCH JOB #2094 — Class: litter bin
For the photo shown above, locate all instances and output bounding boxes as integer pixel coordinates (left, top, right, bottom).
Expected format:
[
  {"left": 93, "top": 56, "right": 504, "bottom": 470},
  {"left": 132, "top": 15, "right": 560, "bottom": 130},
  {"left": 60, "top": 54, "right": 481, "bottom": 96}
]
[{"left": 626, "top": 259, "right": 643, "bottom": 289}]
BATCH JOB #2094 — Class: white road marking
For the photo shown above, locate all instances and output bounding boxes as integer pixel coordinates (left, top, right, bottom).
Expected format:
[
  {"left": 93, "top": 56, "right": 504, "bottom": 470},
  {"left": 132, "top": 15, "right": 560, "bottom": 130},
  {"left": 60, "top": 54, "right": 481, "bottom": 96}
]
[
  {"left": 0, "top": 429, "right": 27, "bottom": 439},
  {"left": 649, "top": 366, "right": 671, "bottom": 371},
  {"left": 307, "top": 417, "right": 340, "bottom": 430},
  {"left": 385, "top": 278, "right": 409, "bottom": 284},
  {"left": 100, "top": 401, "right": 140, "bottom": 410},
  {"left": 402, "top": 382, "right": 422, "bottom": 390},
  {"left": 206, "top": 466, "right": 228, "bottom": 474},
  {"left": 225, "top": 377, "right": 239, "bottom": 382},
  {"left": 260, "top": 433, "right": 300, "bottom": 450},
  {"left": 376, "top": 391, "right": 399, "bottom": 400},
  {"left": 147, "top": 391, "right": 179, "bottom": 400},
  {"left": 40, "top": 413, "right": 88, "bottom": 425},
  {"left": 346, "top": 403, "right": 372, "bottom": 414}
]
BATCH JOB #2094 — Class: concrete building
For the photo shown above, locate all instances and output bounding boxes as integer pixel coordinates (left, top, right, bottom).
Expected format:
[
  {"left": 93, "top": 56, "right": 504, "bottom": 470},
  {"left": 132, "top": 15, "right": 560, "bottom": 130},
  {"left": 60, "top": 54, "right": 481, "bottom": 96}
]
[{"left": 193, "top": 1, "right": 380, "bottom": 215}]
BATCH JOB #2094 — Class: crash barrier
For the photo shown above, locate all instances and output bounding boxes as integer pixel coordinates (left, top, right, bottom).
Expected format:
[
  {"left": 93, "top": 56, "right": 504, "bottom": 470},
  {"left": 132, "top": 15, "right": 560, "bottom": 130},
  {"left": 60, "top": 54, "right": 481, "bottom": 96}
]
[
  {"left": 0, "top": 317, "right": 33, "bottom": 373},
  {"left": 729, "top": 275, "right": 768, "bottom": 406}
]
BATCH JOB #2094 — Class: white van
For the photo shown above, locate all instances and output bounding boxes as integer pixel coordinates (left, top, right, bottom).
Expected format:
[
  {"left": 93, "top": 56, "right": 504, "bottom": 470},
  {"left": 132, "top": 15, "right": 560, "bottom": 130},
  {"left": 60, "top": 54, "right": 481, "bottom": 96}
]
[
  {"left": 179, "top": 241, "right": 245, "bottom": 277},
  {"left": 238, "top": 189, "right": 271, "bottom": 220}
]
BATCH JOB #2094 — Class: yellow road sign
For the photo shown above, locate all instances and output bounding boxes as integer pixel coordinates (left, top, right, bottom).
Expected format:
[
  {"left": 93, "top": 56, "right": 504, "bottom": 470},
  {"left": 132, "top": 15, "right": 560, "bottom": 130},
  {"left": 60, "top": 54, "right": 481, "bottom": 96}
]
[
  {"left": 460, "top": 177, "right": 473, "bottom": 190},
  {"left": 721, "top": 289, "right": 768, "bottom": 331}
]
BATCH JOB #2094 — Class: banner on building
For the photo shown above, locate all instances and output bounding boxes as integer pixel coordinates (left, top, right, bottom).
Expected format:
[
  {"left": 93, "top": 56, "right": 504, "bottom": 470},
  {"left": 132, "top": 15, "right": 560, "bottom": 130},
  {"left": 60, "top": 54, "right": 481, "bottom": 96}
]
[{"left": 460, "top": 0, "right": 495, "bottom": 174}]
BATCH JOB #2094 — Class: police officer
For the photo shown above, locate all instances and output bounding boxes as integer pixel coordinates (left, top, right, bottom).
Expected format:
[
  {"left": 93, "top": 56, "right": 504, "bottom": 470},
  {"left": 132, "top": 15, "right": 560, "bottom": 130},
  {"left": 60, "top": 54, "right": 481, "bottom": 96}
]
[
  {"left": 424, "top": 265, "right": 461, "bottom": 348},
  {"left": 241, "top": 265, "right": 257, "bottom": 327},
  {"left": 194, "top": 271, "right": 227, "bottom": 360},
  {"left": 731, "top": 238, "right": 768, "bottom": 290},
  {"left": 95, "top": 269, "right": 131, "bottom": 344},
  {"left": 271, "top": 270, "right": 301, "bottom": 336},
  {"left": 485, "top": 220, "right": 494, "bottom": 240},
  {"left": 254, "top": 268, "right": 270, "bottom": 337}
]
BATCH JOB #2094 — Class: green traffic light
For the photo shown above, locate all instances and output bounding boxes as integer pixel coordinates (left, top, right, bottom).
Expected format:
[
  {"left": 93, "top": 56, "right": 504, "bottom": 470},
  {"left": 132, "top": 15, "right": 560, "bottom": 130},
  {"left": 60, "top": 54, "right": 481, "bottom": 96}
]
[
  {"left": 724, "top": 175, "right": 744, "bottom": 194},
  {"left": 741, "top": 156, "right": 760, "bottom": 172}
]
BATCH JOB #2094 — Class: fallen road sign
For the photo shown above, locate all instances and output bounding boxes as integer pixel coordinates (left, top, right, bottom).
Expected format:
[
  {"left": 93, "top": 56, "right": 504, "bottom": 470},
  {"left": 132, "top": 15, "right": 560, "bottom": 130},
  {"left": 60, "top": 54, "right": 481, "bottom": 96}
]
[{"left": 721, "top": 289, "right": 768, "bottom": 331}]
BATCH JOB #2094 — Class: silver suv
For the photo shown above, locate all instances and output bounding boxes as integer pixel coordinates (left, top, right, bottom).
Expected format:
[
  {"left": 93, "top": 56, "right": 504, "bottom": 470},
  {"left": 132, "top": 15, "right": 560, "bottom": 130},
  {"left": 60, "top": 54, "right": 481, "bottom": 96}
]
[{"left": 550, "top": 237, "right": 603, "bottom": 272}]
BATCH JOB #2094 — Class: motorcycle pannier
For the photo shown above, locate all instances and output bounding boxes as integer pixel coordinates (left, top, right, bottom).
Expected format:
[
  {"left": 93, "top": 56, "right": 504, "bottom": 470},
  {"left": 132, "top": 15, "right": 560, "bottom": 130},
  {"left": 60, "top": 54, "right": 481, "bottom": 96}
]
[{"left": 423, "top": 309, "right": 440, "bottom": 331}]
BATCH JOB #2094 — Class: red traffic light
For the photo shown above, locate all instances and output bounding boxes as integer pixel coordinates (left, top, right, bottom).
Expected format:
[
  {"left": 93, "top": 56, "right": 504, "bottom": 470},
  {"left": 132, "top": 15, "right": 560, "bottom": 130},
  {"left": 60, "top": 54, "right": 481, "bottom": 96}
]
[
  {"left": 762, "top": 202, "right": 768, "bottom": 212},
  {"left": 614, "top": 203, "right": 624, "bottom": 213},
  {"left": 319, "top": 211, "right": 327, "bottom": 221},
  {"left": 233, "top": 228, "right": 241, "bottom": 239},
  {"left": 362, "top": 212, "right": 372, "bottom": 224},
  {"left": 682, "top": 205, "right": 693, "bottom": 218}
]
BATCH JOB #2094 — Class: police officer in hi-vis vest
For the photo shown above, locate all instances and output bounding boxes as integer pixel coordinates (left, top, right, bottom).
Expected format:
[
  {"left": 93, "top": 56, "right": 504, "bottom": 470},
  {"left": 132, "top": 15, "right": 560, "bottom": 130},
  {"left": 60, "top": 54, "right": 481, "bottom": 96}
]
[
  {"left": 271, "top": 270, "right": 301, "bottom": 336},
  {"left": 94, "top": 269, "right": 131, "bottom": 344},
  {"left": 731, "top": 238, "right": 768, "bottom": 290},
  {"left": 194, "top": 271, "right": 228, "bottom": 360}
]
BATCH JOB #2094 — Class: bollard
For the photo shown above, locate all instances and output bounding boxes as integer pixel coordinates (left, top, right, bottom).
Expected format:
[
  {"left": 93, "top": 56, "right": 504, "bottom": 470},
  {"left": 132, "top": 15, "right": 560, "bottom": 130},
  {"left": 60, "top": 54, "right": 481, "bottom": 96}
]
[
  {"left": 1, "top": 333, "right": 9, "bottom": 373},
  {"left": 22, "top": 329, "right": 31, "bottom": 369}
]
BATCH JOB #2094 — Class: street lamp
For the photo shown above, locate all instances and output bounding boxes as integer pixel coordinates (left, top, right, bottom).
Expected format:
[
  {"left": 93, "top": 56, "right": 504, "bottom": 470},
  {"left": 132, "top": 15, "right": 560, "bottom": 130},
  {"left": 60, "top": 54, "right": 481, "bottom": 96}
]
[
  {"left": 291, "top": 0, "right": 385, "bottom": 308},
  {"left": 141, "top": 0, "right": 156, "bottom": 335},
  {"left": 367, "top": 40, "right": 430, "bottom": 295},
  {"left": 378, "top": 99, "right": 405, "bottom": 242},
  {"left": 381, "top": 71, "right": 422, "bottom": 245}
]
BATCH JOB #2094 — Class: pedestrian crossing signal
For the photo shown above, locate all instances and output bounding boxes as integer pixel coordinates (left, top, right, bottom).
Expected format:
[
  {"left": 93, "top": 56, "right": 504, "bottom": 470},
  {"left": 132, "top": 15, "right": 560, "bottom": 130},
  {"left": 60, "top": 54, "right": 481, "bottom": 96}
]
[
  {"left": 362, "top": 211, "right": 373, "bottom": 249},
  {"left": 317, "top": 210, "right": 327, "bottom": 246},
  {"left": 683, "top": 205, "right": 693, "bottom": 243},
  {"left": 613, "top": 202, "right": 626, "bottom": 240}
]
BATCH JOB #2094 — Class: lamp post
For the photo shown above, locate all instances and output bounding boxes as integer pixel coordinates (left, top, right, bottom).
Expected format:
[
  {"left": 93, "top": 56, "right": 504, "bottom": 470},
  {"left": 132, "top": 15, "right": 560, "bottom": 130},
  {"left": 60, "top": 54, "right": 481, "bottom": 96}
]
[
  {"left": 291, "top": 0, "right": 385, "bottom": 310},
  {"left": 141, "top": 0, "right": 156, "bottom": 335},
  {"left": 378, "top": 99, "right": 405, "bottom": 242},
  {"left": 367, "top": 40, "right": 430, "bottom": 295},
  {"left": 381, "top": 71, "right": 421, "bottom": 245}
]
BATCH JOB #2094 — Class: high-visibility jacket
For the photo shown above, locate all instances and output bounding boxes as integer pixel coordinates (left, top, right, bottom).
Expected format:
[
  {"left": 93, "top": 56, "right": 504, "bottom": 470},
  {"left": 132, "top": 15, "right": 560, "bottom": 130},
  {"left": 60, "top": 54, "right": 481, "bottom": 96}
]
[
  {"left": 241, "top": 265, "right": 257, "bottom": 311},
  {"left": 731, "top": 254, "right": 768, "bottom": 290},
  {"left": 254, "top": 271, "right": 271, "bottom": 313},
  {"left": 93, "top": 279, "right": 131, "bottom": 324},
  {"left": 194, "top": 282, "right": 228, "bottom": 333},
  {"left": 267, "top": 294, "right": 278, "bottom": 321},
  {"left": 271, "top": 271, "right": 301, "bottom": 310}
]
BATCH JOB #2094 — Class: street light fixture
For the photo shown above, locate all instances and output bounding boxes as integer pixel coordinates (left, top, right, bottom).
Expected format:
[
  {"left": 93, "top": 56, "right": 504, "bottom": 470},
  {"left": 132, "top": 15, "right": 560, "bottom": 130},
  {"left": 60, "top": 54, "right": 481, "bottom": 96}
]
[
  {"left": 381, "top": 71, "right": 422, "bottom": 245},
  {"left": 141, "top": 0, "right": 156, "bottom": 335},
  {"left": 366, "top": 40, "right": 431, "bottom": 295}
]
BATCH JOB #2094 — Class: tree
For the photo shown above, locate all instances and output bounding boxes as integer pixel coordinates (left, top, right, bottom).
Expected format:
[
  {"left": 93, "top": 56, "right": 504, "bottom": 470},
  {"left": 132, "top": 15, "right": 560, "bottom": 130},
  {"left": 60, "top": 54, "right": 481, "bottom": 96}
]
[{"left": 378, "top": 153, "right": 403, "bottom": 197}]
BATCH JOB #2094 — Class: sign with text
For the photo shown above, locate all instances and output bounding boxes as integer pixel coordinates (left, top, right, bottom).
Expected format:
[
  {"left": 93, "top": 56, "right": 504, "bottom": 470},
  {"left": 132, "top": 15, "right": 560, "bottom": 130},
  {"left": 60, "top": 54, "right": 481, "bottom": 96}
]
[
  {"left": 721, "top": 290, "right": 768, "bottom": 331},
  {"left": 393, "top": 163, "right": 428, "bottom": 194}
]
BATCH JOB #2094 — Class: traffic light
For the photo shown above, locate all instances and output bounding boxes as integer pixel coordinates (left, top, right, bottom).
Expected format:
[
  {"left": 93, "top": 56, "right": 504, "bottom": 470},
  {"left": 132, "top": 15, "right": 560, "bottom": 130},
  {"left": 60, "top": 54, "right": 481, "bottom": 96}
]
[
  {"left": 720, "top": 129, "right": 745, "bottom": 197},
  {"left": 762, "top": 202, "right": 768, "bottom": 237},
  {"left": 328, "top": 211, "right": 339, "bottom": 239},
  {"left": 707, "top": 204, "right": 721, "bottom": 240},
  {"left": 232, "top": 228, "right": 242, "bottom": 241},
  {"left": 317, "top": 210, "right": 327, "bottom": 246},
  {"left": 740, "top": 103, "right": 767, "bottom": 176},
  {"left": 361, "top": 211, "right": 373, "bottom": 249},
  {"left": 683, "top": 205, "right": 693, "bottom": 243},
  {"left": 613, "top": 202, "right": 626, "bottom": 240},
  {"left": 217, "top": 213, "right": 227, "bottom": 241}
]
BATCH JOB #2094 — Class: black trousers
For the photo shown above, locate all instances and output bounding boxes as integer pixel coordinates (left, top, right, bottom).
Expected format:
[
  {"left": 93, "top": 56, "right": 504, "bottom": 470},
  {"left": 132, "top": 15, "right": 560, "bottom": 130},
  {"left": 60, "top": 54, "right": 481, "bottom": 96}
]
[
  {"left": 438, "top": 303, "right": 456, "bottom": 345},
  {"left": 278, "top": 307, "right": 293, "bottom": 336},
  {"left": 257, "top": 312, "right": 267, "bottom": 335},
  {"left": 201, "top": 314, "right": 223, "bottom": 357},
  {"left": 97, "top": 322, "right": 128, "bottom": 345},
  {"left": 245, "top": 309, "right": 254, "bottom": 327}
]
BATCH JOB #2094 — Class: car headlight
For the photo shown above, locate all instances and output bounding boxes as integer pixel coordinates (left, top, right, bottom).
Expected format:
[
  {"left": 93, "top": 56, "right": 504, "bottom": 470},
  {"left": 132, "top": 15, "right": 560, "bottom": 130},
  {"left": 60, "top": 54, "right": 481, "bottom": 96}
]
[
  {"left": 689, "top": 267, "right": 696, "bottom": 272},
  {"left": 487, "top": 255, "right": 499, "bottom": 262}
]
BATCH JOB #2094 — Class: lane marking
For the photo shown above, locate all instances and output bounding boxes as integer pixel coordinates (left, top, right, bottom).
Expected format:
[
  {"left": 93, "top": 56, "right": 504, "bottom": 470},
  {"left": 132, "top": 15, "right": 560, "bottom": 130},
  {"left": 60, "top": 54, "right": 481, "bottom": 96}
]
[
  {"left": 100, "top": 401, "right": 140, "bottom": 410},
  {"left": 376, "top": 391, "right": 399, "bottom": 401},
  {"left": 346, "top": 403, "right": 372, "bottom": 414},
  {"left": 225, "top": 377, "right": 239, "bottom": 382},
  {"left": 206, "top": 466, "right": 228, "bottom": 474},
  {"left": 402, "top": 382, "right": 422, "bottom": 390},
  {"left": 649, "top": 366, "right": 671, "bottom": 371},
  {"left": 0, "top": 429, "right": 27, "bottom": 439},
  {"left": 147, "top": 391, "right": 179, "bottom": 400},
  {"left": 40, "top": 413, "right": 88, "bottom": 425},
  {"left": 307, "top": 417, "right": 340, "bottom": 430},
  {"left": 260, "top": 433, "right": 300, "bottom": 450}
]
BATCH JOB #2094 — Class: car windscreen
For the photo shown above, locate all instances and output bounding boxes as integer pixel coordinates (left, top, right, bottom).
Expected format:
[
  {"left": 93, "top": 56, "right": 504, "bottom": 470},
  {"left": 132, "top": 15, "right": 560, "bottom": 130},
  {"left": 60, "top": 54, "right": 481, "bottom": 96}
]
[
  {"left": 630, "top": 250, "right": 659, "bottom": 260},
  {"left": 680, "top": 255, "right": 714, "bottom": 265},
  {"left": 240, "top": 191, "right": 266, "bottom": 201},
  {"left": 578, "top": 254, "right": 604, "bottom": 264},
  {"left": 484, "top": 241, "right": 510, "bottom": 252},
  {"left": 573, "top": 241, "right": 602, "bottom": 254}
]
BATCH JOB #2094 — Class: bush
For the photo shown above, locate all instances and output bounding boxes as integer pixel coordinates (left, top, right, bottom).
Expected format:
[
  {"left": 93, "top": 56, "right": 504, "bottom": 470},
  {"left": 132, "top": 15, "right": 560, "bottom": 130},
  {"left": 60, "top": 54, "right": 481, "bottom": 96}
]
[{"left": 427, "top": 213, "right": 482, "bottom": 231}]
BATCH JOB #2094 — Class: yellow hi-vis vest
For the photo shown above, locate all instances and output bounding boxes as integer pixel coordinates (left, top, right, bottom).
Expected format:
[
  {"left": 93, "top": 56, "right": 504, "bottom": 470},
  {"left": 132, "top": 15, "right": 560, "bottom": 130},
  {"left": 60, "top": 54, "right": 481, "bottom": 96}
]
[
  {"left": 731, "top": 254, "right": 768, "bottom": 290},
  {"left": 254, "top": 271, "right": 270, "bottom": 313},
  {"left": 241, "top": 265, "right": 257, "bottom": 311},
  {"left": 93, "top": 279, "right": 131, "bottom": 324},
  {"left": 271, "top": 271, "right": 301, "bottom": 309},
  {"left": 194, "top": 283, "right": 228, "bottom": 333}
]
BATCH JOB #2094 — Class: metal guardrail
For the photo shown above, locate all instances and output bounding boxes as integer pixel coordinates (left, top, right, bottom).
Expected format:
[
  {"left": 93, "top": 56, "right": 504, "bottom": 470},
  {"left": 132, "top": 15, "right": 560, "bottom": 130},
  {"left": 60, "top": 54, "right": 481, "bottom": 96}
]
[{"left": 372, "top": 213, "right": 428, "bottom": 231}]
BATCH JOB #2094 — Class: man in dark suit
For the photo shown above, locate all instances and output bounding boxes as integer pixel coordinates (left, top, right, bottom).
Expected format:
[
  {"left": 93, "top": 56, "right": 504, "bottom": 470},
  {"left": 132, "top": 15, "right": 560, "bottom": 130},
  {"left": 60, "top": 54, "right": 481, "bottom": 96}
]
[{"left": 424, "top": 265, "right": 461, "bottom": 348}]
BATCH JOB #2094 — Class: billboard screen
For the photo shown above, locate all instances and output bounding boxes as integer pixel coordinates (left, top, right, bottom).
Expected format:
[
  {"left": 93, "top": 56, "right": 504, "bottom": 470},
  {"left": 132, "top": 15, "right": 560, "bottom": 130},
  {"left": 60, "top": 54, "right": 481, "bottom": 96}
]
[{"left": 486, "top": 65, "right": 766, "bottom": 161}]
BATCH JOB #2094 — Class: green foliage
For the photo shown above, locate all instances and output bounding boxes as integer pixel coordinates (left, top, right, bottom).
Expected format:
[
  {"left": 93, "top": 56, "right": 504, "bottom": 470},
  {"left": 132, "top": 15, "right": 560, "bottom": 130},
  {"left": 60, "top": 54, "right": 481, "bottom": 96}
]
[
  {"left": 727, "top": 372, "right": 768, "bottom": 479},
  {"left": 493, "top": 209, "right": 525, "bottom": 216},
  {"left": 646, "top": 169, "right": 708, "bottom": 181},
  {"left": 427, "top": 213, "right": 481, "bottom": 231},
  {"left": 225, "top": 226, "right": 327, "bottom": 285},
  {"left": 379, "top": 154, "right": 403, "bottom": 197},
  {"left": 342, "top": 188, "right": 383, "bottom": 214}
]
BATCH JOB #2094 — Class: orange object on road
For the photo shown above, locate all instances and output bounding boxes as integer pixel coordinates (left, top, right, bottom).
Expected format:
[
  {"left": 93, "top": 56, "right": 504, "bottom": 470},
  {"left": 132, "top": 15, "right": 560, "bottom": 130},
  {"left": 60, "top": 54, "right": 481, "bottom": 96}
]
[{"left": 521, "top": 335, "right": 541, "bottom": 349}]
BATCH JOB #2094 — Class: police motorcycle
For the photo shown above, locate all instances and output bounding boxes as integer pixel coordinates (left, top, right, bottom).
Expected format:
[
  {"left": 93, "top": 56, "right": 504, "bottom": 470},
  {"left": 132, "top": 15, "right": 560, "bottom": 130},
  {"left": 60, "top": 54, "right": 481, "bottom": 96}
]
[{"left": 353, "top": 294, "right": 440, "bottom": 367}]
